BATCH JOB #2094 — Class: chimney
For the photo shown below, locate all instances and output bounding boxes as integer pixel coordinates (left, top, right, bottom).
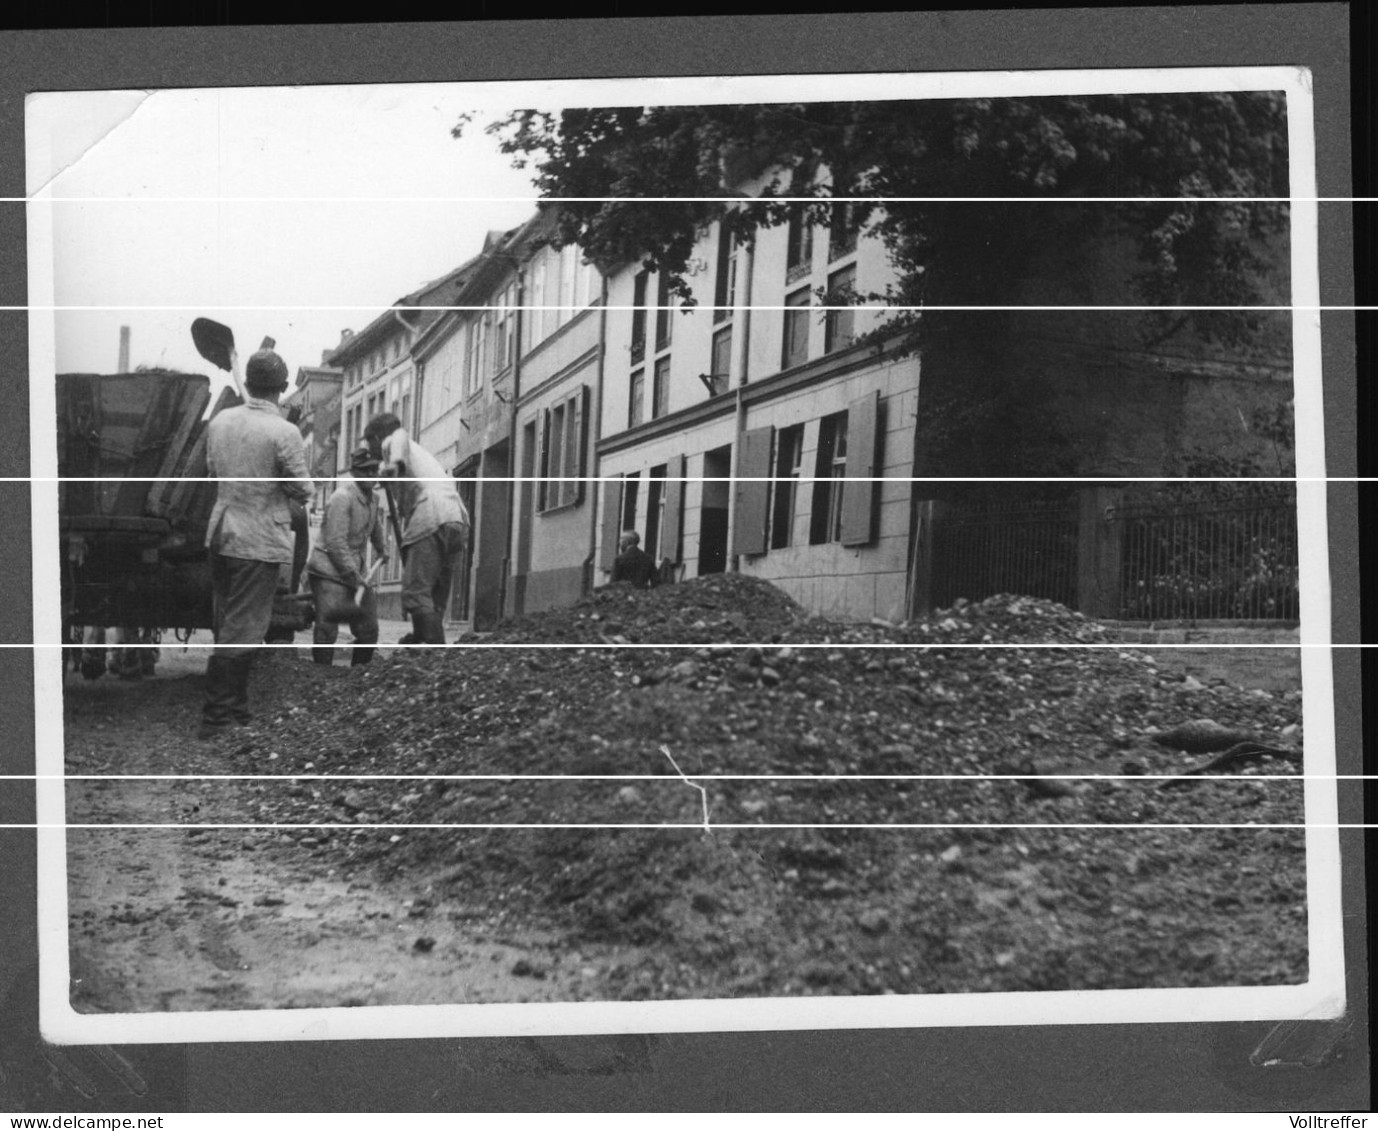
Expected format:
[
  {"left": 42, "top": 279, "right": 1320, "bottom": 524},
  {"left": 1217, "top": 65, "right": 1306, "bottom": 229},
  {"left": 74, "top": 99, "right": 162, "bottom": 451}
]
[{"left": 117, "top": 326, "right": 130, "bottom": 374}]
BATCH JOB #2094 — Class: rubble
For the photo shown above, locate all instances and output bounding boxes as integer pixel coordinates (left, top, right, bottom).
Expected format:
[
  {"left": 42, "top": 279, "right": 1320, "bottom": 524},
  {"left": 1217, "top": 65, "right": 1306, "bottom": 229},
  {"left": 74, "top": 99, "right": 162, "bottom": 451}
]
[{"left": 207, "top": 575, "right": 1307, "bottom": 998}]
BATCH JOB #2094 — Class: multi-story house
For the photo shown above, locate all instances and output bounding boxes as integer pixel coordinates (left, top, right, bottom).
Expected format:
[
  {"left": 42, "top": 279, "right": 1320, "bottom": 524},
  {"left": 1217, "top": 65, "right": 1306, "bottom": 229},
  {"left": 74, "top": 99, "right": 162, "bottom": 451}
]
[
  {"left": 328, "top": 262, "right": 484, "bottom": 618},
  {"left": 411, "top": 232, "right": 521, "bottom": 630},
  {"left": 508, "top": 211, "right": 604, "bottom": 617},
  {"left": 594, "top": 200, "right": 921, "bottom": 623},
  {"left": 284, "top": 348, "right": 344, "bottom": 520}
]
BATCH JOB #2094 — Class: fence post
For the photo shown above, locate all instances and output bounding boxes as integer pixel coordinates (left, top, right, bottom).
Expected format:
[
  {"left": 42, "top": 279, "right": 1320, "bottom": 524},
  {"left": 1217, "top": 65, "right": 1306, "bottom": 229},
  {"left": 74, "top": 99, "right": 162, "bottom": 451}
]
[
  {"left": 1077, "top": 486, "right": 1123, "bottom": 618},
  {"left": 908, "top": 499, "right": 948, "bottom": 618}
]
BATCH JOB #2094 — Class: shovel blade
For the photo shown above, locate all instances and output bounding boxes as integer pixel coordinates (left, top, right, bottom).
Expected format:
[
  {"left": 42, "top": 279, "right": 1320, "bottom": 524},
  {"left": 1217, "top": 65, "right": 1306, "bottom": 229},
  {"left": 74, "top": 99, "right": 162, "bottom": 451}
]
[{"left": 191, "top": 318, "right": 235, "bottom": 372}]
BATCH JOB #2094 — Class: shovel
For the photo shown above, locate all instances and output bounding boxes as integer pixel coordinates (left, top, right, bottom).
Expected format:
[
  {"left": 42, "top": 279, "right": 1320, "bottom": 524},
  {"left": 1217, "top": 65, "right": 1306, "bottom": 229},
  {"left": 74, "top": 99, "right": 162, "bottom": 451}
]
[
  {"left": 322, "top": 558, "right": 384, "bottom": 624},
  {"left": 191, "top": 318, "right": 245, "bottom": 400}
]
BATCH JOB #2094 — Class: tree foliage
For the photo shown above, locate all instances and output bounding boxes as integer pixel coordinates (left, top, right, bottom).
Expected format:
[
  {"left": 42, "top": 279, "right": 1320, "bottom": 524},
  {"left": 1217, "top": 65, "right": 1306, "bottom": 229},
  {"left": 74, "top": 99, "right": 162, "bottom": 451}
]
[
  {"left": 461, "top": 93, "right": 1291, "bottom": 476},
  {"left": 466, "top": 93, "right": 1288, "bottom": 323}
]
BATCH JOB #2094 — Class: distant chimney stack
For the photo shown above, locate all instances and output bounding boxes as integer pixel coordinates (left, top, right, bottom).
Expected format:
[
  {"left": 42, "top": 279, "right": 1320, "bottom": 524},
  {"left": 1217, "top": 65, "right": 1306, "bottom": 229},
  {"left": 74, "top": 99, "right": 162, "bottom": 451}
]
[{"left": 117, "top": 326, "right": 130, "bottom": 374}]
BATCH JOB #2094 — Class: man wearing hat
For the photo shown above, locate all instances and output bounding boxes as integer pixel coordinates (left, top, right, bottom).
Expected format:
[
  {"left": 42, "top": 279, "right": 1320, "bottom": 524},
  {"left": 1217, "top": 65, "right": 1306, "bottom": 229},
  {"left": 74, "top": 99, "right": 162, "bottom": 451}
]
[
  {"left": 199, "top": 344, "right": 313, "bottom": 739},
  {"left": 307, "top": 445, "right": 388, "bottom": 667}
]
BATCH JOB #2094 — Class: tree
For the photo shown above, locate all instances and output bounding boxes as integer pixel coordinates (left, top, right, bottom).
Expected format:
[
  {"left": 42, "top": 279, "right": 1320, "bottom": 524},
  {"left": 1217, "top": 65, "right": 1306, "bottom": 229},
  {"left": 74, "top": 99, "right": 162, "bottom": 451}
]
[{"left": 462, "top": 93, "right": 1290, "bottom": 476}]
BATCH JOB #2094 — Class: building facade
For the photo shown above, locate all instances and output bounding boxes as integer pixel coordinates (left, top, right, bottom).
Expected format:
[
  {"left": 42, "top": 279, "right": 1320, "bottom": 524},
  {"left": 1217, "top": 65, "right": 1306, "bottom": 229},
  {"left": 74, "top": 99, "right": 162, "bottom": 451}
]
[
  {"left": 412, "top": 232, "right": 521, "bottom": 630},
  {"left": 508, "top": 212, "right": 604, "bottom": 617},
  {"left": 594, "top": 202, "right": 920, "bottom": 622}
]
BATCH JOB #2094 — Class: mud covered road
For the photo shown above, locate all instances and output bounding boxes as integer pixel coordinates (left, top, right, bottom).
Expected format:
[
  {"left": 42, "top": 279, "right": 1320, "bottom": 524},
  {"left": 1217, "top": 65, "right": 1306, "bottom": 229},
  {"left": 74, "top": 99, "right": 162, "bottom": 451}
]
[
  {"left": 62, "top": 580, "right": 1309, "bottom": 1014},
  {"left": 64, "top": 649, "right": 642, "bottom": 1013}
]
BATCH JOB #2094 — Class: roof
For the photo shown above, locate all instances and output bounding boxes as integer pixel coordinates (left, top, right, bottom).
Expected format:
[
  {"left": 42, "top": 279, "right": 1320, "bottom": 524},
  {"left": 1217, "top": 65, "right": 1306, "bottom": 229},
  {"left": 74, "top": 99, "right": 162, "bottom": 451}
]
[{"left": 326, "top": 250, "right": 491, "bottom": 367}]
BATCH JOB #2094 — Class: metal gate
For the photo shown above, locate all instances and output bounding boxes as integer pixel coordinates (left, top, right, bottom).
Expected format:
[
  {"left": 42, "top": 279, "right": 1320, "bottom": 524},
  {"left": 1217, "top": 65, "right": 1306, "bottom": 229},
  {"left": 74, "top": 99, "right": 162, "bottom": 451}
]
[
  {"left": 929, "top": 498, "right": 1080, "bottom": 610},
  {"left": 925, "top": 485, "right": 1298, "bottom": 621}
]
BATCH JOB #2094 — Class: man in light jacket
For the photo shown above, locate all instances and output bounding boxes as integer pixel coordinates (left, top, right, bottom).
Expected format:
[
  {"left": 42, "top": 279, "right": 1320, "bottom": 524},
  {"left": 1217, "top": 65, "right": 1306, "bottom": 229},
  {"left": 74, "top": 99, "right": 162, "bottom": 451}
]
[
  {"left": 362, "top": 412, "right": 469, "bottom": 646},
  {"left": 200, "top": 346, "right": 313, "bottom": 738},
  {"left": 308, "top": 445, "right": 388, "bottom": 667}
]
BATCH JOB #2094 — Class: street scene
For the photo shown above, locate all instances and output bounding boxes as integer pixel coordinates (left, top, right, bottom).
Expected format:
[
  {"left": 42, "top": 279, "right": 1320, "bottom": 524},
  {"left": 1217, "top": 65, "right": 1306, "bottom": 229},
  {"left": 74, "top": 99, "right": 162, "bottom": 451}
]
[{"left": 35, "top": 72, "right": 1331, "bottom": 1028}]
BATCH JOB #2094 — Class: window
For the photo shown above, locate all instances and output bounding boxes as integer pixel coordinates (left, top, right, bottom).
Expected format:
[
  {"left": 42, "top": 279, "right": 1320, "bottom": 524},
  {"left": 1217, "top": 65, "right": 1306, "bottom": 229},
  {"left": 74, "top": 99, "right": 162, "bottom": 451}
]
[
  {"left": 710, "top": 325, "right": 733, "bottom": 388},
  {"left": 465, "top": 315, "right": 488, "bottom": 398},
  {"left": 492, "top": 283, "right": 517, "bottom": 374},
  {"left": 654, "top": 271, "right": 673, "bottom": 351},
  {"left": 630, "top": 270, "right": 648, "bottom": 361},
  {"left": 526, "top": 255, "right": 548, "bottom": 350},
  {"left": 810, "top": 411, "right": 849, "bottom": 545},
  {"left": 645, "top": 464, "right": 666, "bottom": 561},
  {"left": 825, "top": 264, "right": 857, "bottom": 354},
  {"left": 560, "top": 243, "right": 578, "bottom": 323},
  {"left": 543, "top": 401, "right": 565, "bottom": 511},
  {"left": 652, "top": 355, "right": 671, "bottom": 419},
  {"left": 786, "top": 206, "right": 814, "bottom": 282},
  {"left": 782, "top": 286, "right": 811, "bottom": 370},
  {"left": 770, "top": 424, "right": 804, "bottom": 549},
  {"left": 621, "top": 473, "right": 640, "bottom": 532},
  {"left": 629, "top": 368, "right": 645, "bottom": 428},
  {"left": 713, "top": 222, "right": 736, "bottom": 323},
  {"left": 828, "top": 201, "right": 861, "bottom": 261}
]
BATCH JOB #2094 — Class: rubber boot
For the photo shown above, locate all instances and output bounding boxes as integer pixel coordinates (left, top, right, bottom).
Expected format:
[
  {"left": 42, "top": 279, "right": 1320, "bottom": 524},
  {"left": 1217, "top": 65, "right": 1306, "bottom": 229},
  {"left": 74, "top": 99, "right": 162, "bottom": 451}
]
[
  {"left": 412, "top": 611, "right": 446, "bottom": 646},
  {"left": 198, "top": 656, "right": 237, "bottom": 739},
  {"left": 350, "top": 647, "right": 374, "bottom": 667},
  {"left": 228, "top": 653, "right": 255, "bottom": 726},
  {"left": 312, "top": 647, "right": 335, "bottom": 666}
]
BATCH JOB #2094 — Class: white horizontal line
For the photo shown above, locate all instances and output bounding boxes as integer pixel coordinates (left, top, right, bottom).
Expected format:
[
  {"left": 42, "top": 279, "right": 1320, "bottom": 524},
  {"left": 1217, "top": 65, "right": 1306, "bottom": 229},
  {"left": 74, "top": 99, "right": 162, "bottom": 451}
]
[
  {"left": 11, "top": 304, "right": 1344, "bottom": 312},
  {"left": 10, "top": 196, "right": 1335, "bottom": 204},
  {"left": 15, "top": 642, "right": 1325, "bottom": 649},
  {"left": 25, "top": 475, "right": 1310, "bottom": 482},
  {"left": 22, "top": 822, "right": 1345, "bottom": 830},
  {"left": 33, "top": 773, "right": 1323, "bottom": 781}
]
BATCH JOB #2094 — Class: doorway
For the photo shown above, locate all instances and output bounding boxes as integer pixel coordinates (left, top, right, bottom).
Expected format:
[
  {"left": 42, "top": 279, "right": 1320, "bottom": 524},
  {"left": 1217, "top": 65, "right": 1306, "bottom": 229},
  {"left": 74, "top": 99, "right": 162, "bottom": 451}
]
[{"left": 698, "top": 444, "right": 731, "bottom": 575}]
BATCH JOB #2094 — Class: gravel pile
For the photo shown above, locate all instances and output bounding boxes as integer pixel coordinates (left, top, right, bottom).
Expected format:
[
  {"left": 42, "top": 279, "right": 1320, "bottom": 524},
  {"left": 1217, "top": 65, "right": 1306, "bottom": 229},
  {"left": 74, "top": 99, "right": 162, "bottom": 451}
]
[{"left": 215, "top": 575, "right": 1307, "bottom": 998}]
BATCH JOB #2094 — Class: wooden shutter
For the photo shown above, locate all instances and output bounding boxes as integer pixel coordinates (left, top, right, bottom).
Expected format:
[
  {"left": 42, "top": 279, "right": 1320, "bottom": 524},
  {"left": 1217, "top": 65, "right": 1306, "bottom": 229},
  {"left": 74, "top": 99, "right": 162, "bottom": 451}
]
[
  {"left": 599, "top": 477, "right": 623, "bottom": 572},
  {"left": 571, "top": 385, "right": 589, "bottom": 505},
  {"left": 840, "top": 390, "right": 880, "bottom": 547},
  {"left": 661, "top": 453, "right": 686, "bottom": 564},
  {"left": 535, "top": 407, "right": 548, "bottom": 513},
  {"left": 733, "top": 425, "right": 774, "bottom": 557}
]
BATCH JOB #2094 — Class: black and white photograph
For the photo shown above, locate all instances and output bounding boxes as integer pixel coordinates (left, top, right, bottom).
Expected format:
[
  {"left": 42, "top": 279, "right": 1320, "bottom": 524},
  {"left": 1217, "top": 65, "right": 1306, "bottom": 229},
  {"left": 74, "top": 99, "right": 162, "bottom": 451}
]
[{"left": 26, "top": 64, "right": 1343, "bottom": 1047}]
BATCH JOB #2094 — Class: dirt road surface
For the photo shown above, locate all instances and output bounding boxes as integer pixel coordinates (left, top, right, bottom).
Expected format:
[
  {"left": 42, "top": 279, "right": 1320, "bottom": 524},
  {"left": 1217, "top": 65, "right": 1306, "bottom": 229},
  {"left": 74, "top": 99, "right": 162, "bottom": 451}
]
[
  {"left": 64, "top": 641, "right": 638, "bottom": 1013},
  {"left": 60, "top": 585, "right": 1310, "bottom": 1013}
]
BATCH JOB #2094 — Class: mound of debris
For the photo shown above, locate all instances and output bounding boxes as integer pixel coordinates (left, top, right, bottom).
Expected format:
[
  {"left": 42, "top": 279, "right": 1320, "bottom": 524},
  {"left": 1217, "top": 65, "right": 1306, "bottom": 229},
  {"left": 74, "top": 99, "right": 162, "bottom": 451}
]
[
  {"left": 219, "top": 576, "right": 1307, "bottom": 998},
  {"left": 469, "top": 572, "right": 809, "bottom": 644}
]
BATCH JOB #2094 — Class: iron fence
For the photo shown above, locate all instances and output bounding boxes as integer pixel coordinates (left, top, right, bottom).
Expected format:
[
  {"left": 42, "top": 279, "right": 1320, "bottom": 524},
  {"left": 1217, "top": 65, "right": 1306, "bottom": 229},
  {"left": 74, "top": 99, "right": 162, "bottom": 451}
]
[
  {"left": 925, "top": 485, "right": 1299, "bottom": 622},
  {"left": 929, "top": 499, "right": 1080, "bottom": 610},
  {"left": 1110, "top": 488, "right": 1299, "bottom": 621}
]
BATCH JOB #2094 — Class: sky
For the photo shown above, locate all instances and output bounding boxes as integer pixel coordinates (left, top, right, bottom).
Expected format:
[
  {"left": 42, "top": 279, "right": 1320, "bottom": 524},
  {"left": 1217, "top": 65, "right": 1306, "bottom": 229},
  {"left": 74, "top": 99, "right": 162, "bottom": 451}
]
[{"left": 28, "top": 83, "right": 544, "bottom": 392}]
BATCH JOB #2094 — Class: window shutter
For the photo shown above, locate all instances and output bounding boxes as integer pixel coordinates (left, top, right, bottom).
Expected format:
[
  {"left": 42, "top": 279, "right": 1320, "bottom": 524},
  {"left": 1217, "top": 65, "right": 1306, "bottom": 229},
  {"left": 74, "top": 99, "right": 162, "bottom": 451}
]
[
  {"left": 661, "top": 453, "right": 686, "bottom": 564},
  {"left": 732, "top": 425, "right": 774, "bottom": 557},
  {"left": 573, "top": 385, "right": 589, "bottom": 505},
  {"left": 600, "top": 477, "right": 623, "bottom": 572},
  {"left": 535, "top": 408, "right": 548, "bottom": 513},
  {"left": 840, "top": 390, "right": 880, "bottom": 547}
]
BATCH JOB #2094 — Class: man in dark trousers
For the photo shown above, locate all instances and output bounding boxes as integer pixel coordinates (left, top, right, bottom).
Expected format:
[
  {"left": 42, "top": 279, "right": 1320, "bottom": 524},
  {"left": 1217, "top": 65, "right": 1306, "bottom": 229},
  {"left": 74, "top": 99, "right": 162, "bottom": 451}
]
[
  {"left": 308, "top": 445, "right": 388, "bottom": 668},
  {"left": 362, "top": 413, "right": 470, "bottom": 646},
  {"left": 612, "top": 529, "right": 660, "bottom": 589},
  {"left": 199, "top": 346, "right": 313, "bottom": 739}
]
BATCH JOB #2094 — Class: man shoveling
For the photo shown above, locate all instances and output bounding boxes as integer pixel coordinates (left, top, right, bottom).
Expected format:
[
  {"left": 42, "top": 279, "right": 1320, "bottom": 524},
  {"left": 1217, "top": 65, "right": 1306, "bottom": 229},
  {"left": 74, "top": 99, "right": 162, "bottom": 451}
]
[
  {"left": 362, "top": 413, "right": 470, "bottom": 646},
  {"left": 308, "top": 444, "right": 389, "bottom": 667}
]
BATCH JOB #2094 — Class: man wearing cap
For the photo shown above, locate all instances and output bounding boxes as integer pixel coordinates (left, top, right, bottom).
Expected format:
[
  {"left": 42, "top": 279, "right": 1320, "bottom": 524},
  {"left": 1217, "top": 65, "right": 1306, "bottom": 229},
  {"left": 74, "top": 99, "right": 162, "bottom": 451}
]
[
  {"left": 361, "top": 413, "right": 469, "bottom": 646},
  {"left": 307, "top": 446, "right": 388, "bottom": 667},
  {"left": 199, "top": 345, "right": 313, "bottom": 739}
]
